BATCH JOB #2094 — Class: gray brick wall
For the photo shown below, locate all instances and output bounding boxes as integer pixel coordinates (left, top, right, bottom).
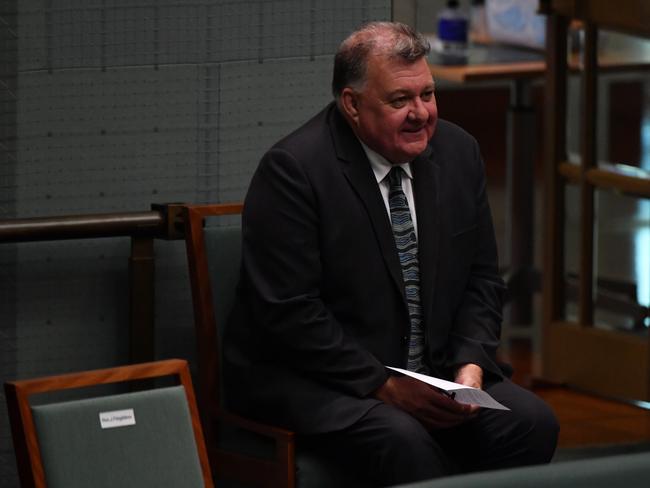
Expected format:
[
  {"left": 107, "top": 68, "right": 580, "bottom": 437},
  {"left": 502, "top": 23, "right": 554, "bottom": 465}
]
[{"left": 0, "top": 1, "right": 391, "bottom": 484}]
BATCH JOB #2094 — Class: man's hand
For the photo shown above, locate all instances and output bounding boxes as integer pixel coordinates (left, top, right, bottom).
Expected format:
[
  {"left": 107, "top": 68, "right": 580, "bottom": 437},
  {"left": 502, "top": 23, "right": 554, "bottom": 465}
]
[
  {"left": 373, "top": 375, "right": 474, "bottom": 430},
  {"left": 454, "top": 363, "right": 483, "bottom": 389},
  {"left": 454, "top": 363, "right": 483, "bottom": 415}
]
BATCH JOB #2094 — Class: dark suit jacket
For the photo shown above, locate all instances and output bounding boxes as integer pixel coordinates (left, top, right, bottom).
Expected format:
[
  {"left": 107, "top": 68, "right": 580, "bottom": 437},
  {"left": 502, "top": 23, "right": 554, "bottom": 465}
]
[{"left": 223, "top": 102, "right": 506, "bottom": 434}]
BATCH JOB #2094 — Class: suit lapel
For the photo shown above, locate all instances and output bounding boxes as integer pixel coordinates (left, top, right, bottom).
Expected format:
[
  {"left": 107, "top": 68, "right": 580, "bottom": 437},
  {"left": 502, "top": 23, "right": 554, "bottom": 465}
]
[
  {"left": 412, "top": 146, "right": 440, "bottom": 324},
  {"left": 328, "top": 106, "right": 405, "bottom": 299}
]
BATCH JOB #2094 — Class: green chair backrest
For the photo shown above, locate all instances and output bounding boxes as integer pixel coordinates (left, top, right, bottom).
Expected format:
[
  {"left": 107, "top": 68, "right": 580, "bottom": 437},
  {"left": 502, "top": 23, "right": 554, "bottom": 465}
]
[
  {"left": 203, "top": 222, "right": 242, "bottom": 339},
  {"left": 31, "top": 385, "right": 205, "bottom": 488}
]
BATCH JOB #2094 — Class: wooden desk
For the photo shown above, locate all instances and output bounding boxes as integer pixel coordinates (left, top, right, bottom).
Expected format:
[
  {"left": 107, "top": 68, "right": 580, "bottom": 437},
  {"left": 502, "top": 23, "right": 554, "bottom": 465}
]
[
  {"left": 430, "top": 40, "right": 650, "bottom": 82},
  {"left": 429, "top": 44, "right": 545, "bottom": 82}
]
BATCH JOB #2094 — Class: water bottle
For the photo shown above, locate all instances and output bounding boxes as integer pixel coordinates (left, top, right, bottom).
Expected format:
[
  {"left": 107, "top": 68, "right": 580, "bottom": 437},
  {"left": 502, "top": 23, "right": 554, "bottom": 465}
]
[{"left": 436, "top": 0, "right": 468, "bottom": 63}]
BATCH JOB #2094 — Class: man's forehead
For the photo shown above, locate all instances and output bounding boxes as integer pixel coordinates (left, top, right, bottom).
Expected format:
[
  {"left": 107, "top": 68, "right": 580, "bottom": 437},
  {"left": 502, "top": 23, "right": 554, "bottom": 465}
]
[
  {"left": 369, "top": 53, "right": 427, "bottom": 71},
  {"left": 367, "top": 56, "right": 433, "bottom": 86}
]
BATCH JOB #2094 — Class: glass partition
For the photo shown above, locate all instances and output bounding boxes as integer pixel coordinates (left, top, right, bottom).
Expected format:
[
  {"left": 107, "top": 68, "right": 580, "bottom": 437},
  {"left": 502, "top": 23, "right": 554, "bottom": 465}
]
[{"left": 593, "top": 190, "right": 650, "bottom": 334}]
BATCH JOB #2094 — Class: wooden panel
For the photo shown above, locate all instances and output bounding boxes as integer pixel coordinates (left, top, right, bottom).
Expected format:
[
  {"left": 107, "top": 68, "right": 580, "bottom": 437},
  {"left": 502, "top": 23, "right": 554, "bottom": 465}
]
[
  {"left": 609, "top": 81, "right": 643, "bottom": 164},
  {"left": 435, "top": 87, "right": 510, "bottom": 180},
  {"left": 542, "top": 12, "right": 569, "bottom": 359},
  {"left": 577, "top": 23, "right": 598, "bottom": 326},
  {"left": 545, "top": 321, "right": 650, "bottom": 400},
  {"left": 558, "top": 161, "right": 580, "bottom": 183},
  {"left": 559, "top": 162, "right": 650, "bottom": 197},
  {"left": 551, "top": 0, "right": 650, "bottom": 37},
  {"left": 544, "top": 0, "right": 650, "bottom": 403},
  {"left": 586, "top": 168, "right": 650, "bottom": 198}
]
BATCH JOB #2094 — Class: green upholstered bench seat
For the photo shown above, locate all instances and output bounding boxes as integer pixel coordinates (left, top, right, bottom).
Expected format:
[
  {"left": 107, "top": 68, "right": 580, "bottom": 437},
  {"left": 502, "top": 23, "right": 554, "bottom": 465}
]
[{"left": 395, "top": 452, "right": 650, "bottom": 488}]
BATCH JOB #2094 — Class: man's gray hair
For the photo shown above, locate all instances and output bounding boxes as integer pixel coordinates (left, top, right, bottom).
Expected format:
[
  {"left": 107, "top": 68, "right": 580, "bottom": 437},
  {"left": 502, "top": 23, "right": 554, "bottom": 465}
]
[{"left": 331, "top": 21, "right": 430, "bottom": 100}]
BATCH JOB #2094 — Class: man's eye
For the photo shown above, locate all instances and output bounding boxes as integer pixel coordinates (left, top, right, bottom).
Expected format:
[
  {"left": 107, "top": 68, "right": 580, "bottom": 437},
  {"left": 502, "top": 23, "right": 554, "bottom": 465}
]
[
  {"left": 421, "top": 90, "right": 434, "bottom": 101},
  {"left": 390, "top": 97, "right": 407, "bottom": 108}
]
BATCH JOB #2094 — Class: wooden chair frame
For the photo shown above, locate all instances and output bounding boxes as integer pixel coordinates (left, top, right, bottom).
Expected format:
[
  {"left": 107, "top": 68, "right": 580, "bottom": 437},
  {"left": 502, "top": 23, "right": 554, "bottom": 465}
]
[
  {"left": 183, "top": 203, "right": 296, "bottom": 488},
  {"left": 4, "top": 358, "right": 214, "bottom": 488}
]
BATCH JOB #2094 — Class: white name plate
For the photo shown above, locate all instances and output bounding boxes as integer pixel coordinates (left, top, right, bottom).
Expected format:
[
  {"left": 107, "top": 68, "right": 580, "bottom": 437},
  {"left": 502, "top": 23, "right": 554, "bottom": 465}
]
[{"left": 99, "top": 408, "right": 136, "bottom": 429}]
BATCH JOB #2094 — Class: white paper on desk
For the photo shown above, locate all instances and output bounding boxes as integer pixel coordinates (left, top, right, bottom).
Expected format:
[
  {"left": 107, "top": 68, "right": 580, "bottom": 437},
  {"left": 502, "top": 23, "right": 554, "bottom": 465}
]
[{"left": 386, "top": 367, "right": 510, "bottom": 411}]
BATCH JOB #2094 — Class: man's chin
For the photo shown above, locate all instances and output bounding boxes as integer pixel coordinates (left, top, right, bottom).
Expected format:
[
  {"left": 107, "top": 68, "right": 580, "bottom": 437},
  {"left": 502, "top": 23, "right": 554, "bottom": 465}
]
[{"left": 398, "top": 141, "right": 428, "bottom": 160}]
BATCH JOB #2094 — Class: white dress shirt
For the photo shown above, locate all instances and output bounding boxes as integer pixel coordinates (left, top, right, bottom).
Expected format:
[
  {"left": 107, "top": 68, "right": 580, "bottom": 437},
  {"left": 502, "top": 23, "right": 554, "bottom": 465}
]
[{"left": 360, "top": 141, "right": 418, "bottom": 240}]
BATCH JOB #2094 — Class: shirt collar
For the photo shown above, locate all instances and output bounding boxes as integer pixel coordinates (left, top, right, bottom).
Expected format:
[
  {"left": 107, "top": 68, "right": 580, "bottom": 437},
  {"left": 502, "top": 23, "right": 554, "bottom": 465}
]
[{"left": 359, "top": 141, "right": 413, "bottom": 184}]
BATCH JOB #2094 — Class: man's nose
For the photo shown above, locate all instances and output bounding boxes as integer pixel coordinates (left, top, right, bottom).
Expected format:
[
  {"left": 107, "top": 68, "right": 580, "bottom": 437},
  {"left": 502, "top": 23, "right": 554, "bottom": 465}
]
[{"left": 408, "top": 97, "right": 428, "bottom": 122}]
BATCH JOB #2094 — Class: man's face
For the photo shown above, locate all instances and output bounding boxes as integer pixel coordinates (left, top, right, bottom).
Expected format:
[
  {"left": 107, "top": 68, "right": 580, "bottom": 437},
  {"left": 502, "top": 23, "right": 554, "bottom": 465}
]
[{"left": 345, "top": 55, "right": 437, "bottom": 164}]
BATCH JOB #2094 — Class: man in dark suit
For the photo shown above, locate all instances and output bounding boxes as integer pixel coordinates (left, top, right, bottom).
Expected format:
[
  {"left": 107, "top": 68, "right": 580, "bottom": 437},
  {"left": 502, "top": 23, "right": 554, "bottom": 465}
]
[{"left": 224, "top": 21, "right": 558, "bottom": 486}]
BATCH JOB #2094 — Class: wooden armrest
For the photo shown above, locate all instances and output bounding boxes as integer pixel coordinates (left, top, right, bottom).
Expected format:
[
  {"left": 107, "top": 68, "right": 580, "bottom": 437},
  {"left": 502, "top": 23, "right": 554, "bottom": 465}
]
[
  {"left": 218, "top": 409, "right": 295, "bottom": 444},
  {"left": 211, "top": 409, "right": 296, "bottom": 487}
]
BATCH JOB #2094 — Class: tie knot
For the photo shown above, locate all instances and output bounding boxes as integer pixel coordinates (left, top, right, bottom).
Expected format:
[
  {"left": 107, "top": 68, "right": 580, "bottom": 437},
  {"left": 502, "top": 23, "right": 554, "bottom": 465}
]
[{"left": 388, "top": 166, "right": 403, "bottom": 189}]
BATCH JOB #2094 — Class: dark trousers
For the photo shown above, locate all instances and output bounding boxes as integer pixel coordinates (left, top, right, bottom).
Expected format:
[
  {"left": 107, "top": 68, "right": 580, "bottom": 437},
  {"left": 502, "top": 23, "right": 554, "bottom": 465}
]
[{"left": 300, "top": 379, "right": 559, "bottom": 487}]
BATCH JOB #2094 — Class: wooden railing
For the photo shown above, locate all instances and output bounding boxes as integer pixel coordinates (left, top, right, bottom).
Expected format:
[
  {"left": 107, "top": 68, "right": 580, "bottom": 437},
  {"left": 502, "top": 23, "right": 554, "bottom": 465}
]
[{"left": 0, "top": 203, "right": 185, "bottom": 364}]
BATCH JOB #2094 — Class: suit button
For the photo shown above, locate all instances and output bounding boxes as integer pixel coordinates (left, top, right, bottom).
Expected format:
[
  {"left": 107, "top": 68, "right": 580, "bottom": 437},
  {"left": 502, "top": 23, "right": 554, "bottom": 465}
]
[{"left": 402, "top": 335, "right": 408, "bottom": 346}]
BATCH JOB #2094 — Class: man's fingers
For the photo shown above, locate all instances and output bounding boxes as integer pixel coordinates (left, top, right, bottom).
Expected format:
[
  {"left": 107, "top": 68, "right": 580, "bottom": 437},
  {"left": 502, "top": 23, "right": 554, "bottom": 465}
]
[
  {"left": 424, "top": 387, "right": 472, "bottom": 414},
  {"left": 374, "top": 375, "right": 476, "bottom": 430},
  {"left": 467, "top": 404, "right": 481, "bottom": 416}
]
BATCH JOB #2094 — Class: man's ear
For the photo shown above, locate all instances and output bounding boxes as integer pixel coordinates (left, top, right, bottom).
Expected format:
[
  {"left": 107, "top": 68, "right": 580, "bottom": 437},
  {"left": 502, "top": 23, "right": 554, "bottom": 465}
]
[{"left": 340, "top": 87, "right": 360, "bottom": 126}]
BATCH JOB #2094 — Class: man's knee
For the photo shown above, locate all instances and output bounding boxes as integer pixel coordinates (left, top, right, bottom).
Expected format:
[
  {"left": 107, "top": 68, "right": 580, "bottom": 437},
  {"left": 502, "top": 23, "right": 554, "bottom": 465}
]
[
  {"left": 481, "top": 380, "right": 559, "bottom": 467},
  {"left": 516, "top": 393, "right": 559, "bottom": 463},
  {"left": 366, "top": 405, "right": 452, "bottom": 484},
  {"left": 379, "top": 409, "right": 434, "bottom": 457}
]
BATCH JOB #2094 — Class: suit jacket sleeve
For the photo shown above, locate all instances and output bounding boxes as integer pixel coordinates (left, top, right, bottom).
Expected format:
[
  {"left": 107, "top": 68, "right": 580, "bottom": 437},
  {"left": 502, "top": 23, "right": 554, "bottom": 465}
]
[
  {"left": 445, "top": 138, "right": 506, "bottom": 378},
  {"left": 241, "top": 146, "right": 389, "bottom": 397}
]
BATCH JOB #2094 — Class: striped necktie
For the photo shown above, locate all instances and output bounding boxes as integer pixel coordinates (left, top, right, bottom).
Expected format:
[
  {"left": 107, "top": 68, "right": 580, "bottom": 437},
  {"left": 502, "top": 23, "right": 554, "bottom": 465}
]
[{"left": 388, "top": 166, "right": 426, "bottom": 373}]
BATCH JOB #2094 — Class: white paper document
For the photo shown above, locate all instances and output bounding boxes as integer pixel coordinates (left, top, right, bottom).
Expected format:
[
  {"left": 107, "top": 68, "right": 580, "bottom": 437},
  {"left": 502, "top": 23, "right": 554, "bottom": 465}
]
[{"left": 386, "top": 367, "right": 510, "bottom": 411}]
